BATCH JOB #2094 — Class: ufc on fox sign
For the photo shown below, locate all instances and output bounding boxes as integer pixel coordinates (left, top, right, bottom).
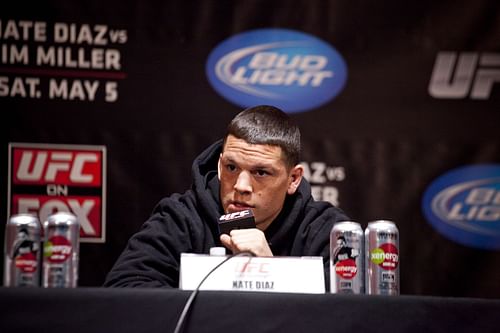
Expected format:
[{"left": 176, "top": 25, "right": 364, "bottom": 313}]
[{"left": 7, "top": 143, "right": 106, "bottom": 243}]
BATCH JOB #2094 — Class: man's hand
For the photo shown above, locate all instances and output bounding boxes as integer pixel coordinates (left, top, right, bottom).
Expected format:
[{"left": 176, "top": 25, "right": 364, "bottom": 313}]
[{"left": 220, "top": 229, "right": 273, "bottom": 257}]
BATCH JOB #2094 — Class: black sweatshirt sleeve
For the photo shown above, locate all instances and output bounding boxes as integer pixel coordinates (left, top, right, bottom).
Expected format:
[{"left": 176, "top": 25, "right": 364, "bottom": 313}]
[{"left": 103, "top": 196, "right": 215, "bottom": 288}]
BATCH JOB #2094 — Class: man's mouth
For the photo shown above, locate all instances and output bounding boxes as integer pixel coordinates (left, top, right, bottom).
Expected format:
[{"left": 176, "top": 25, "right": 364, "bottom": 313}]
[{"left": 228, "top": 201, "right": 253, "bottom": 212}]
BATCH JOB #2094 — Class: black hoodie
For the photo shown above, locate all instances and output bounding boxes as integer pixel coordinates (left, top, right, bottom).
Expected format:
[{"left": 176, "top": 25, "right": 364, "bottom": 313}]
[{"left": 104, "top": 140, "right": 349, "bottom": 288}]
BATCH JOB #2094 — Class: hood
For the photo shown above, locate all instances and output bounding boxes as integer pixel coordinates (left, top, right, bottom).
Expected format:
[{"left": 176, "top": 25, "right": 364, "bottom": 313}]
[{"left": 191, "top": 139, "right": 225, "bottom": 229}]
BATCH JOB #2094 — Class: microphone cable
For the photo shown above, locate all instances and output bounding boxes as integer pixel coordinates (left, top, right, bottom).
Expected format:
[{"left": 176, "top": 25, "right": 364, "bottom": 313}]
[{"left": 173, "top": 251, "right": 255, "bottom": 333}]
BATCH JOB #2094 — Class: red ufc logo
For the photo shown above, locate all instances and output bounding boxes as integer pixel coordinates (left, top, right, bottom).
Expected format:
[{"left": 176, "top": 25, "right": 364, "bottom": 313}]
[
  {"left": 235, "top": 262, "right": 270, "bottom": 274},
  {"left": 13, "top": 148, "right": 102, "bottom": 186}
]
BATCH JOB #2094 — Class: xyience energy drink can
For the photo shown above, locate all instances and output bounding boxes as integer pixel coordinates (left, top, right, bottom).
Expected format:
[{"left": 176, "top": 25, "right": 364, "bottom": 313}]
[
  {"left": 365, "top": 220, "right": 399, "bottom": 295},
  {"left": 330, "top": 221, "right": 364, "bottom": 294},
  {"left": 43, "top": 212, "right": 80, "bottom": 288},
  {"left": 3, "top": 214, "right": 42, "bottom": 287}
]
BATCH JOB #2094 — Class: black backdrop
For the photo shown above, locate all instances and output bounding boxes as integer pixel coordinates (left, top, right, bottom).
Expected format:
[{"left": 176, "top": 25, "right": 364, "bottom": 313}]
[{"left": 1, "top": 0, "right": 500, "bottom": 298}]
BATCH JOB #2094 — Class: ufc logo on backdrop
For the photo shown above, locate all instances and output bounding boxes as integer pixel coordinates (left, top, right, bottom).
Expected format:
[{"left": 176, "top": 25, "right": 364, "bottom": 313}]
[
  {"left": 8, "top": 143, "right": 107, "bottom": 243},
  {"left": 428, "top": 52, "right": 500, "bottom": 99}
]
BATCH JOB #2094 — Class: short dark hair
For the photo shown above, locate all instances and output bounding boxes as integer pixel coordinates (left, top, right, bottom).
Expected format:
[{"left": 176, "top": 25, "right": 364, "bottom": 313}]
[{"left": 223, "top": 105, "right": 301, "bottom": 168}]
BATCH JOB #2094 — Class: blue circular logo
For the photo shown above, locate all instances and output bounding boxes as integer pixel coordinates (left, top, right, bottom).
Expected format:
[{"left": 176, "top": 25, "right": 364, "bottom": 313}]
[
  {"left": 422, "top": 164, "right": 500, "bottom": 250},
  {"left": 206, "top": 29, "right": 347, "bottom": 113}
]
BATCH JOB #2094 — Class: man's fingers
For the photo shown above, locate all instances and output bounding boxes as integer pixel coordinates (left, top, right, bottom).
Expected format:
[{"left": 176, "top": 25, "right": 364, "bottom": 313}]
[{"left": 220, "top": 234, "right": 232, "bottom": 248}]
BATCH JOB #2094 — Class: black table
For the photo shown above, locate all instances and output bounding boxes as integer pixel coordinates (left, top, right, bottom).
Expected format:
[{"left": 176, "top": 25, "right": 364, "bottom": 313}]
[{"left": 1, "top": 288, "right": 499, "bottom": 333}]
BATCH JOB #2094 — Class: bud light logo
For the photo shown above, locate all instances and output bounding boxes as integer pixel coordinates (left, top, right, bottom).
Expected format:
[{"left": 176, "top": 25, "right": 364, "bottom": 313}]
[
  {"left": 422, "top": 164, "right": 500, "bottom": 250},
  {"left": 206, "top": 29, "right": 347, "bottom": 113}
]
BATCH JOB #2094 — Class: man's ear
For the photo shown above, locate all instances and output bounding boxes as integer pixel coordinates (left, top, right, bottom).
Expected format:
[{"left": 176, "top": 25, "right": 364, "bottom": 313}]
[
  {"left": 217, "top": 153, "right": 222, "bottom": 180},
  {"left": 287, "top": 164, "right": 304, "bottom": 195}
]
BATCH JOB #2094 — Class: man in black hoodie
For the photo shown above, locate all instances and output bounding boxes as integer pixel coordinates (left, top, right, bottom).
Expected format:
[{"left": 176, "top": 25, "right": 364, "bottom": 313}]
[{"left": 104, "top": 105, "right": 349, "bottom": 288}]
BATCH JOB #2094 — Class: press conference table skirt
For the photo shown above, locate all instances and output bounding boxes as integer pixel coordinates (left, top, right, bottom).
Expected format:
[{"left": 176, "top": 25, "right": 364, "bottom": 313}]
[{"left": 1, "top": 287, "right": 499, "bottom": 333}]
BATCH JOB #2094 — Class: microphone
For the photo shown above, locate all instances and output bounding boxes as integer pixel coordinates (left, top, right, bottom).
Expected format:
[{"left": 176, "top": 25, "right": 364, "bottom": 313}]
[{"left": 218, "top": 209, "right": 256, "bottom": 235}]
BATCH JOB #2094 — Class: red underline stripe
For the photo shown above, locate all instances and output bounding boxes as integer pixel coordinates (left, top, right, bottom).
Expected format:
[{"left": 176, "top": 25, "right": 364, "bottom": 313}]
[{"left": 0, "top": 67, "right": 127, "bottom": 80}]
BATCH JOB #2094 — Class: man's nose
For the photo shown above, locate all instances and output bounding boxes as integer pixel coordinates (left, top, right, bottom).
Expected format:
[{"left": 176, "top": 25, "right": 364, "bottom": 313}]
[{"left": 234, "top": 171, "right": 252, "bottom": 194}]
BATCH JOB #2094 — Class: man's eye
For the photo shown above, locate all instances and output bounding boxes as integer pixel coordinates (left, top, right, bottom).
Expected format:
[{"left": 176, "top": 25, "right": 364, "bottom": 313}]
[
  {"left": 255, "top": 170, "right": 269, "bottom": 177},
  {"left": 226, "top": 164, "right": 236, "bottom": 172}
]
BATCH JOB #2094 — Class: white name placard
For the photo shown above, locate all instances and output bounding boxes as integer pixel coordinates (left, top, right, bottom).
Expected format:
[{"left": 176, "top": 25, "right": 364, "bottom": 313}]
[{"left": 179, "top": 254, "right": 325, "bottom": 294}]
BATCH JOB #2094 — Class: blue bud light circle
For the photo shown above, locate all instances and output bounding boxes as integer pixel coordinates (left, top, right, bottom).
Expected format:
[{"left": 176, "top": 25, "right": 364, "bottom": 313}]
[
  {"left": 422, "top": 164, "right": 500, "bottom": 250},
  {"left": 206, "top": 28, "right": 347, "bottom": 113}
]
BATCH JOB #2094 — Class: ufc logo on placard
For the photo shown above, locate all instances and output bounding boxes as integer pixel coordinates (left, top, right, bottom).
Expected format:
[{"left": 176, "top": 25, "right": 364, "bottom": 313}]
[
  {"left": 14, "top": 150, "right": 100, "bottom": 185},
  {"left": 8, "top": 143, "right": 107, "bottom": 243}
]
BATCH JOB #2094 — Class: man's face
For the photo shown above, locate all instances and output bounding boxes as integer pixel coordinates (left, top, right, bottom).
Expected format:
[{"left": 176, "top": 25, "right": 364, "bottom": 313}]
[{"left": 218, "top": 135, "right": 302, "bottom": 231}]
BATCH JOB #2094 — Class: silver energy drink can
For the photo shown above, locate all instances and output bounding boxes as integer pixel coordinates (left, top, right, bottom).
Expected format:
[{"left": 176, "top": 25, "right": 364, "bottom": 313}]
[
  {"left": 330, "top": 221, "right": 364, "bottom": 294},
  {"left": 3, "top": 214, "right": 42, "bottom": 287},
  {"left": 365, "top": 220, "right": 400, "bottom": 295},
  {"left": 42, "top": 212, "right": 80, "bottom": 288}
]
